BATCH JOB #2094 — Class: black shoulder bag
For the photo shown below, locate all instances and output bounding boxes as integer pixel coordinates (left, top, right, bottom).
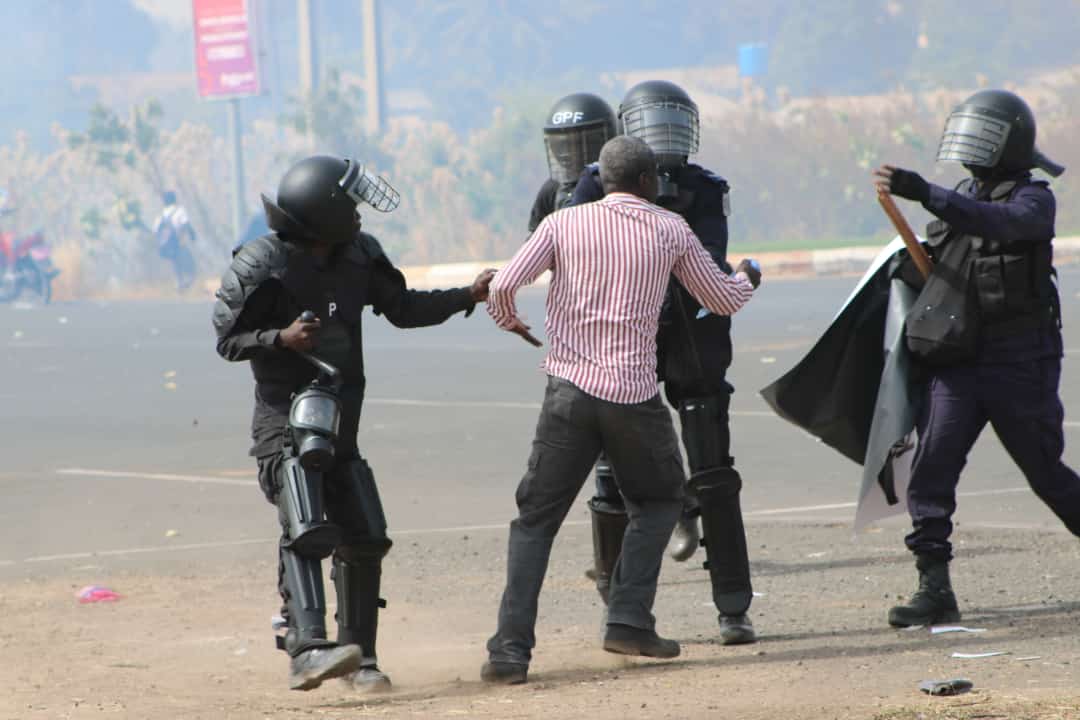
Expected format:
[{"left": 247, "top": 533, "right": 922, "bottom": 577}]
[{"left": 904, "top": 222, "right": 979, "bottom": 366}]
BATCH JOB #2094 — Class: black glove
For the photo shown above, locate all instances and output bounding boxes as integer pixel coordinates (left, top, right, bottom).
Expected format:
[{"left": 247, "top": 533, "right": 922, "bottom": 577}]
[{"left": 889, "top": 168, "right": 930, "bottom": 203}]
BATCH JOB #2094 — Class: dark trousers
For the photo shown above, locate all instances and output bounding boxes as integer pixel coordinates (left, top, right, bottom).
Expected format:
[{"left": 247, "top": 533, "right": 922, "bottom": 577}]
[
  {"left": 593, "top": 381, "right": 731, "bottom": 516},
  {"left": 487, "top": 376, "right": 685, "bottom": 665},
  {"left": 906, "top": 355, "right": 1080, "bottom": 561}
]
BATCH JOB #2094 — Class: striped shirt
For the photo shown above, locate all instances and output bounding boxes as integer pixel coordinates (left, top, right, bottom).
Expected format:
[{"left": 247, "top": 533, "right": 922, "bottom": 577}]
[{"left": 488, "top": 192, "right": 754, "bottom": 404}]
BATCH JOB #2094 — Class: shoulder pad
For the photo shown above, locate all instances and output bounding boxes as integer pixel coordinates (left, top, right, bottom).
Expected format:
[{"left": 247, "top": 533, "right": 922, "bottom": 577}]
[
  {"left": 212, "top": 234, "right": 291, "bottom": 338},
  {"left": 232, "top": 234, "right": 290, "bottom": 281},
  {"left": 343, "top": 231, "right": 406, "bottom": 288},
  {"left": 687, "top": 164, "right": 729, "bottom": 190},
  {"left": 340, "top": 231, "right": 390, "bottom": 266}
]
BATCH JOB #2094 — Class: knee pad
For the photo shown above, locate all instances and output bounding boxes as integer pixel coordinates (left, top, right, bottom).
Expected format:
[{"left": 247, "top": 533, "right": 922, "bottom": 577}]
[
  {"left": 679, "top": 395, "right": 732, "bottom": 472},
  {"left": 278, "top": 456, "right": 341, "bottom": 558},
  {"left": 336, "top": 535, "right": 393, "bottom": 562},
  {"left": 592, "top": 455, "right": 623, "bottom": 512},
  {"left": 331, "top": 458, "right": 390, "bottom": 541}
]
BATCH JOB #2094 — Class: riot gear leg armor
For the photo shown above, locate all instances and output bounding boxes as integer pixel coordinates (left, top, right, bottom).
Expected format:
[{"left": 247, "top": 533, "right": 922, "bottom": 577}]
[
  {"left": 680, "top": 396, "right": 754, "bottom": 619},
  {"left": 273, "top": 457, "right": 344, "bottom": 657},
  {"left": 690, "top": 466, "right": 752, "bottom": 615},
  {"left": 589, "top": 499, "right": 629, "bottom": 605},
  {"left": 280, "top": 547, "right": 334, "bottom": 656},
  {"left": 326, "top": 458, "right": 394, "bottom": 691},
  {"left": 588, "top": 453, "right": 627, "bottom": 603},
  {"left": 279, "top": 457, "right": 342, "bottom": 557}
]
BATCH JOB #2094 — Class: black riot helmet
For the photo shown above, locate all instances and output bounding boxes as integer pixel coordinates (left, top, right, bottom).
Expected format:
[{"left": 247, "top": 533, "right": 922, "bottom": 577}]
[
  {"left": 262, "top": 155, "right": 400, "bottom": 243},
  {"left": 619, "top": 80, "right": 700, "bottom": 169},
  {"left": 937, "top": 89, "right": 1064, "bottom": 178},
  {"left": 543, "top": 93, "right": 618, "bottom": 184}
]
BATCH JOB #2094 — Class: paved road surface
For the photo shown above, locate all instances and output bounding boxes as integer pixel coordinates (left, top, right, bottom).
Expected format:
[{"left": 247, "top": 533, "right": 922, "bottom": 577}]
[{"left": 4, "top": 269, "right": 1080, "bottom": 580}]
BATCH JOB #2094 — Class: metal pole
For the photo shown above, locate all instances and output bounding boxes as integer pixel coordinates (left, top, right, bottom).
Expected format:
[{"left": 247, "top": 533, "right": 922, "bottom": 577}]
[
  {"left": 362, "top": 0, "right": 384, "bottom": 136},
  {"left": 297, "top": 0, "right": 315, "bottom": 94},
  {"left": 297, "top": 0, "right": 318, "bottom": 144},
  {"left": 227, "top": 98, "right": 247, "bottom": 245}
]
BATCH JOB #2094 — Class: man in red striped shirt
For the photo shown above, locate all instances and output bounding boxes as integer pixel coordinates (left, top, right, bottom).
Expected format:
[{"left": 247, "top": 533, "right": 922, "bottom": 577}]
[{"left": 481, "top": 136, "right": 761, "bottom": 684}]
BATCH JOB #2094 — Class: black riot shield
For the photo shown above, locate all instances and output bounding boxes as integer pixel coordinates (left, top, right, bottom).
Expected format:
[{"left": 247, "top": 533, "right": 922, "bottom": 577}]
[{"left": 760, "top": 239, "right": 923, "bottom": 530}]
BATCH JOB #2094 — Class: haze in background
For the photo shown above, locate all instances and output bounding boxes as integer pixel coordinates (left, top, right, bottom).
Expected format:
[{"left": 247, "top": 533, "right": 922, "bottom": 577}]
[{"left": 4, "top": 0, "right": 1080, "bottom": 298}]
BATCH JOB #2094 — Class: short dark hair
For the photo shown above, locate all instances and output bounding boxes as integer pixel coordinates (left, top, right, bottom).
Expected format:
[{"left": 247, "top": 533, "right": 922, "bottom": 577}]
[
  {"left": 163, "top": 190, "right": 177, "bottom": 205},
  {"left": 599, "top": 136, "right": 656, "bottom": 191}
]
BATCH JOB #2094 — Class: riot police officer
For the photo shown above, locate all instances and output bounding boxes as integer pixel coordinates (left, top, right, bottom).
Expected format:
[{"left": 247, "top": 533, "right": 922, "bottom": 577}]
[
  {"left": 213, "top": 156, "right": 493, "bottom": 691},
  {"left": 528, "top": 92, "right": 618, "bottom": 232},
  {"left": 875, "top": 89, "right": 1080, "bottom": 627},
  {"left": 570, "top": 80, "right": 756, "bottom": 645}
]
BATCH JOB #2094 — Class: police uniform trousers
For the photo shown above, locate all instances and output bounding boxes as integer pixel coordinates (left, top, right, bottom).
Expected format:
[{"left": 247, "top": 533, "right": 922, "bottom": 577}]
[{"left": 906, "top": 351, "right": 1080, "bottom": 561}]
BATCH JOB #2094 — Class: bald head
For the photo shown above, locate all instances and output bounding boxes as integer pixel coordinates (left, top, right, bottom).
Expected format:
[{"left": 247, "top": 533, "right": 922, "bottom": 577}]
[{"left": 599, "top": 136, "right": 658, "bottom": 201}]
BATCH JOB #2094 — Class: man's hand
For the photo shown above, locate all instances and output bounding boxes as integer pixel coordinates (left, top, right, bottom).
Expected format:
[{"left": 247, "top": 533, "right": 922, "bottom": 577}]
[
  {"left": 278, "top": 313, "right": 321, "bottom": 352},
  {"left": 470, "top": 268, "right": 497, "bottom": 302},
  {"left": 504, "top": 316, "right": 543, "bottom": 347},
  {"left": 735, "top": 258, "right": 762, "bottom": 289},
  {"left": 873, "top": 165, "right": 930, "bottom": 203}
]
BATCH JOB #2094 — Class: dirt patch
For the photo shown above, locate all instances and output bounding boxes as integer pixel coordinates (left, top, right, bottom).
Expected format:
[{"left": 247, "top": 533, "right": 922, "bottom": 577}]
[{"left": 3, "top": 522, "right": 1079, "bottom": 719}]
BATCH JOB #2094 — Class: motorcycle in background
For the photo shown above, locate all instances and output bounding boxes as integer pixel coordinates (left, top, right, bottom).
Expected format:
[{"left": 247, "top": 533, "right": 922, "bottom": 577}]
[{"left": 0, "top": 229, "right": 59, "bottom": 304}]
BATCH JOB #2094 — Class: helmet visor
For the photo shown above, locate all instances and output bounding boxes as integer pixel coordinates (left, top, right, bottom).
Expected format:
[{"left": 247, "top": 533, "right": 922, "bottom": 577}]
[
  {"left": 621, "top": 102, "right": 700, "bottom": 157},
  {"left": 544, "top": 125, "right": 611, "bottom": 185},
  {"left": 936, "top": 111, "right": 1011, "bottom": 168},
  {"left": 339, "top": 160, "right": 400, "bottom": 213}
]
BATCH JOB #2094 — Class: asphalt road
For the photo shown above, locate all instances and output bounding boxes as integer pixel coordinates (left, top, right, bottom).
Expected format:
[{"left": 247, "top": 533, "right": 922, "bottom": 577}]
[{"left": 4, "top": 269, "right": 1080, "bottom": 581}]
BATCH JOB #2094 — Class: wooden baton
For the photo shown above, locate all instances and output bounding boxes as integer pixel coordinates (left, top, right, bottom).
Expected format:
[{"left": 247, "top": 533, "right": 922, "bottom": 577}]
[{"left": 877, "top": 190, "right": 933, "bottom": 279}]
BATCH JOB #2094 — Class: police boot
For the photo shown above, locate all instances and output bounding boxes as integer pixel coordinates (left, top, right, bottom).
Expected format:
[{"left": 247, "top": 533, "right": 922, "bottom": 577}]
[
  {"left": 481, "top": 661, "right": 528, "bottom": 685},
  {"left": 333, "top": 546, "right": 394, "bottom": 693},
  {"left": 603, "top": 624, "right": 681, "bottom": 659},
  {"left": 669, "top": 511, "right": 701, "bottom": 562},
  {"left": 289, "top": 644, "right": 363, "bottom": 691},
  {"left": 887, "top": 557, "right": 961, "bottom": 628},
  {"left": 345, "top": 664, "right": 392, "bottom": 694},
  {"left": 718, "top": 613, "right": 756, "bottom": 645},
  {"left": 589, "top": 499, "right": 629, "bottom": 604}
]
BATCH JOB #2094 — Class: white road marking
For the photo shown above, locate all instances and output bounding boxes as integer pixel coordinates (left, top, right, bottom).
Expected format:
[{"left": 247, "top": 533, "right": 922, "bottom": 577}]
[
  {"left": 748, "top": 501, "right": 856, "bottom": 516},
  {"left": 23, "top": 537, "right": 270, "bottom": 563},
  {"left": 4, "top": 487, "right": 1041, "bottom": 567},
  {"left": 746, "top": 486, "right": 1032, "bottom": 516},
  {"left": 367, "top": 397, "right": 776, "bottom": 418},
  {"left": 13, "top": 521, "right": 589, "bottom": 565},
  {"left": 56, "top": 468, "right": 255, "bottom": 486}
]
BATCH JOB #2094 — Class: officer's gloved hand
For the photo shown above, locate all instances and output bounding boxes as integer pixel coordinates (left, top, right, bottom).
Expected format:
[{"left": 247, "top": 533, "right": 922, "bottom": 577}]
[{"left": 873, "top": 165, "right": 930, "bottom": 203}]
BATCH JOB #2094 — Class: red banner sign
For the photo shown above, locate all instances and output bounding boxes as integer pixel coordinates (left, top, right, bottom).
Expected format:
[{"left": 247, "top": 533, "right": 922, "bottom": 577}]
[{"left": 193, "top": 0, "right": 260, "bottom": 99}]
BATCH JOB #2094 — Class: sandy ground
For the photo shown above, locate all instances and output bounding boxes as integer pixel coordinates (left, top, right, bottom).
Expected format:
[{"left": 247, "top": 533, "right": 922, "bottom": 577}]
[{"left": 5, "top": 521, "right": 1079, "bottom": 720}]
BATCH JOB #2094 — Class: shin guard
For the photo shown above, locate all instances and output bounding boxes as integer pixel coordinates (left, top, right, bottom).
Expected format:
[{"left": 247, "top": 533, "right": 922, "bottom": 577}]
[
  {"left": 588, "top": 499, "right": 628, "bottom": 605},
  {"left": 690, "top": 466, "right": 752, "bottom": 616}
]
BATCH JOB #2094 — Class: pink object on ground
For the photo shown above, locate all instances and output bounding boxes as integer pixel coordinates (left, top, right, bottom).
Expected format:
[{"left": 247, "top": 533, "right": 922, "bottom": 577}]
[{"left": 76, "top": 585, "right": 122, "bottom": 603}]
